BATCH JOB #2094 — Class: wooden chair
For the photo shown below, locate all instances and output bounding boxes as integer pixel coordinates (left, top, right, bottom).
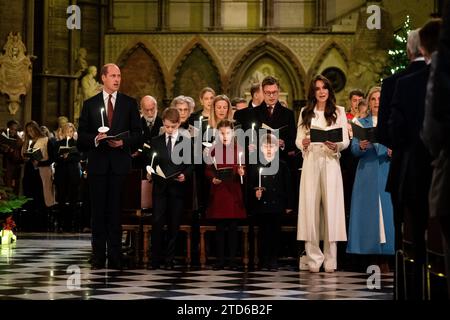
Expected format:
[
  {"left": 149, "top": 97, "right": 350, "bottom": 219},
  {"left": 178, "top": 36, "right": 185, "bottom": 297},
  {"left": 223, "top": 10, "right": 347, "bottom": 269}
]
[
  {"left": 143, "top": 224, "right": 192, "bottom": 267},
  {"left": 199, "top": 224, "right": 249, "bottom": 269}
]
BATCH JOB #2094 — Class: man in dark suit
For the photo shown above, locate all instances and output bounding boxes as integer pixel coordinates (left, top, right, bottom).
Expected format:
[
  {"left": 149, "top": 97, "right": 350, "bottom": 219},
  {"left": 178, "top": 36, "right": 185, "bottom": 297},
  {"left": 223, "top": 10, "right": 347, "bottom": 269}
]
[
  {"left": 389, "top": 19, "right": 442, "bottom": 299},
  {"left": 377, "top": 27, "right": 427, "bottom": 300},
  {"left": 149, "top": 107, "right": 194, "bottom": 270},
  {"left": 422, "top": 1, "right": 450, "bottom": 297},
  {"left": 132, "top": 95, "right": 163, "bottom": 172},
  {"left": 233, "top": 83, "right": 263, "bottom": 131},
  {"left": 77, "top": 63, "right": 141, "bottom": 270},
  {"left": 140, "top": 95, "right": 163, "bottom": 145},
  {"left": 253, "top": 76, "right": 297, "bottom": 163}
]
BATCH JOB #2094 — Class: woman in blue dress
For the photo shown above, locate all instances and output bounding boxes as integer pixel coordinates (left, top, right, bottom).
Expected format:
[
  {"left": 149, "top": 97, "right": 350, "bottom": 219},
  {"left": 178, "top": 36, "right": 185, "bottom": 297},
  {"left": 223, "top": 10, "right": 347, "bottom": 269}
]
[{"left": 347, "top": 86, "right": 395, "bottom": 261}]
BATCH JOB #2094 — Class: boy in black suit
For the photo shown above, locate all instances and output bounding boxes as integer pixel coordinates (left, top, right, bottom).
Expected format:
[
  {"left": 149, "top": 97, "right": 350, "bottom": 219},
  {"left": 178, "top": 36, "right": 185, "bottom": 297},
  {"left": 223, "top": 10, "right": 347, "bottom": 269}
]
[
  {"left": 148, "top": 107, "right": 194, "bottom": 269},
  {"left": 251, "top": 133, "right": 294, "bottom": 271}
]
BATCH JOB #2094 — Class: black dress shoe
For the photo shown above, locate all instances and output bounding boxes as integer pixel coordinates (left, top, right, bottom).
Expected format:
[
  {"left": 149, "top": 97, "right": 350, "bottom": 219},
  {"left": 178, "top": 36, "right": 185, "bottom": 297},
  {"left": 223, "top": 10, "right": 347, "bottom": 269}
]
[{"left": 164, "top": 262, "right": 175, "bottom": 270}]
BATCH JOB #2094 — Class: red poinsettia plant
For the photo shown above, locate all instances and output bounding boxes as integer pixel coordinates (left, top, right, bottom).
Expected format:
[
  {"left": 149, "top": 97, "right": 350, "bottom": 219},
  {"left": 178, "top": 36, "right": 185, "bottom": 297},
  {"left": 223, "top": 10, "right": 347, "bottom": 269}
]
[{"left": 2, "top": 216, "right": 16, "bottom": 231}]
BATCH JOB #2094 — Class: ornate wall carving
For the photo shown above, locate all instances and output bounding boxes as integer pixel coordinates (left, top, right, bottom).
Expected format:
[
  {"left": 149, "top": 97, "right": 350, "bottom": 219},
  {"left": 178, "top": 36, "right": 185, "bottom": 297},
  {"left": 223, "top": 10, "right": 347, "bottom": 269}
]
[
  {"left": 0, "top": 32, "right": 32, "bottom": 115},
  {"left": 104, "top": 33, "right": 358, "bottom": 108},
  {"left": 117, "top": 43, "right": 166, "bottom": 109},
  {"left": 172, "top": 45, "right": 221, "bottom": 110}
]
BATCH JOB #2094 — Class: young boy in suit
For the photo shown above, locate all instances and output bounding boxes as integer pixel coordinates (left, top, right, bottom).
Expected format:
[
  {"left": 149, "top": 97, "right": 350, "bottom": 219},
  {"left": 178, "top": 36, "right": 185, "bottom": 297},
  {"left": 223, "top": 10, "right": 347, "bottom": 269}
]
[
  {"left": 149, "top": 107, "right": 193, "bottom": 269},
  {"left": 251, "top": 133, "right": 294, "bottom": 271}
]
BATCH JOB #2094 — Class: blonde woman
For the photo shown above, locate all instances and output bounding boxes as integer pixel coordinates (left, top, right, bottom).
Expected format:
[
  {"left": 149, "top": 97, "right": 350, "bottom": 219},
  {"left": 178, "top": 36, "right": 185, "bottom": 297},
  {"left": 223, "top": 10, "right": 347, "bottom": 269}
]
[
  {"left": 21, "top": 121, "right": 56, "bottom": 231},
  {"left": 189, "top": 87, "right": 216, "bottom": 125},
  {"left": 208, "top": 95, "right": 234, "bottom": 129}
]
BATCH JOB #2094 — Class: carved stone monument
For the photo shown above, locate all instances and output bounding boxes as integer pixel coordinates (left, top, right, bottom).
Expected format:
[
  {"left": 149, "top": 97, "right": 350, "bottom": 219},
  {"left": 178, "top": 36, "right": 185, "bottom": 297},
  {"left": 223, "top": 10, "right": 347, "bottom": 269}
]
[{"left": 0, "top": 32, "right": 33, "bottom": 114}]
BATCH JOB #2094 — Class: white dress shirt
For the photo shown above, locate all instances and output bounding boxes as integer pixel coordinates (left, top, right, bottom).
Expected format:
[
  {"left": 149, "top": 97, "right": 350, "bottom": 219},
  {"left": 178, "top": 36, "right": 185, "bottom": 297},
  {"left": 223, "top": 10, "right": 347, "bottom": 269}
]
[
  {"left": 165, "top": 130, "right": 179, "bottom": 153},
  {"left": 103, "top": 90, "right": 117, "bottom": 116}
]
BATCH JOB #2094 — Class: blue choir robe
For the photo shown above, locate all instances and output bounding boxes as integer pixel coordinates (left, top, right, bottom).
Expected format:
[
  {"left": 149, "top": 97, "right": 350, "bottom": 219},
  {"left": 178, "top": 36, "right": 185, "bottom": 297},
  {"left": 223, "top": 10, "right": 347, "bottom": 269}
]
[{"left": 346, "top": 116, "right": 395, "bottom": 255}]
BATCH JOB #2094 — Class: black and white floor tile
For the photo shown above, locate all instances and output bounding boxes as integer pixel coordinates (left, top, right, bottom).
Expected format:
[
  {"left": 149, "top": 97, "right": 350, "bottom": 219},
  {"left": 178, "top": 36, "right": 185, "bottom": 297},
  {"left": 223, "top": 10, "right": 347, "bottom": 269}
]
[{"left": 0, "top": 233, "right": 393, "bottom": 300}]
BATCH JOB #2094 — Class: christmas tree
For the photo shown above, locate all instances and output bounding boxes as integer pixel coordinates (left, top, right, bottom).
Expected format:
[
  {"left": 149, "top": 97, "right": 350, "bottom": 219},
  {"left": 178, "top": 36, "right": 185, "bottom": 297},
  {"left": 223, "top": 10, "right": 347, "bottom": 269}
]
[{"left": 382, "top": 15, "right": 412, "bottom": 78}]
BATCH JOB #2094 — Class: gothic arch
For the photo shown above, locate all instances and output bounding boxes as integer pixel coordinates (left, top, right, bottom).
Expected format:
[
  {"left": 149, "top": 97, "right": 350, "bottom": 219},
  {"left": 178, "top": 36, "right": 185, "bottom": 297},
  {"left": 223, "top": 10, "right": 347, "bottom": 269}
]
[
  {"left": 171, "top": 39, "right": 223, "bottom": 109},
  {"left": 228, "top": 36, "right": 306, "bottom": 106},
  {"left": 115, "top": 42, "right": 168, "bottom": 107},
  {"left": 307, "top": 39, "right": 350, "bottom": 82}
]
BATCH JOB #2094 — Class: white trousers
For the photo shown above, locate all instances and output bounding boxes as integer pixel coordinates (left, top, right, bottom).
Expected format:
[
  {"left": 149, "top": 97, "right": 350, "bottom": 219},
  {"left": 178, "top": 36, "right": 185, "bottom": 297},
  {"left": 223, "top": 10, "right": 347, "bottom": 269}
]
[
  {"left": 305, "top": 147, "right": 337, "bottom": 270},
  {"left": 305, "top": 240, "right": 337, "bottom": 270}
]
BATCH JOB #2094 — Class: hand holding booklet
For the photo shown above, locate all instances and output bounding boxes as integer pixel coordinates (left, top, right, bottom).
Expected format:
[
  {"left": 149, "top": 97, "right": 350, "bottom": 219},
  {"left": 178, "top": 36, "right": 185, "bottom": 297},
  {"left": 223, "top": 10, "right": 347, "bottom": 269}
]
[
  {"left": 350, "top": 122, "right": 378, "bottom": 143},
  {"left": 0, "top": 132, "right": 17, "bottom": 147},
  {"left": 212, "top": 158, "right": 234, "bottom": 181},
  {"left": 309, "top": 126, "right": 343, "bottom": 143},
  {"left": 24, "top": 148, "right": 43, "bottom": 161},
  {"left": 261, "top": 123, "right": 288, "bottom": 132},
  {"left": 100, "top": 131, "right": 130, "bottom": 141},
  {"left": 58, "top": 146, "right": 78, "bottom": 155},
  {"left": 153, "top": 165, "right": 182, "bottom": 180},
  {"left": 214, "top": 166, "right": 234, "bottom": 181}
]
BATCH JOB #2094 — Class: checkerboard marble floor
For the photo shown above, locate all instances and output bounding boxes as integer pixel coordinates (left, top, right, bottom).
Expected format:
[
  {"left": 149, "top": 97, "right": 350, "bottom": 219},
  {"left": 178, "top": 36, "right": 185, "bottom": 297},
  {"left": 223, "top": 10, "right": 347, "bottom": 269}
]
[{"left": 0, "top": 233, "right": 393, "bottom": 300}]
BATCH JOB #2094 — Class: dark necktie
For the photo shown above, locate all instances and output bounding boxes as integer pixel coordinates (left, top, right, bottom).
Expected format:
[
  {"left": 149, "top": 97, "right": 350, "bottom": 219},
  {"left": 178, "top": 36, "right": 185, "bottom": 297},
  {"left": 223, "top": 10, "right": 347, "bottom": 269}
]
[
  {"left": 167, "top": 135, "right": 172, "bottom": 160},
  {"left": 268, "top": 105, "right": 274, "bottom": 117},
  {"left": 107, "top": 94, "right": 114, "bottom": 127}
]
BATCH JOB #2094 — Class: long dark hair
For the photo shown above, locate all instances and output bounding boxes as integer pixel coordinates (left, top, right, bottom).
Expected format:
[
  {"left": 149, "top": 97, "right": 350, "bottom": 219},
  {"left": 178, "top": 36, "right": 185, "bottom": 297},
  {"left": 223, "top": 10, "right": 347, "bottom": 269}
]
[{"left": 301, "top": 75, "right": 337, "bottom": 129}]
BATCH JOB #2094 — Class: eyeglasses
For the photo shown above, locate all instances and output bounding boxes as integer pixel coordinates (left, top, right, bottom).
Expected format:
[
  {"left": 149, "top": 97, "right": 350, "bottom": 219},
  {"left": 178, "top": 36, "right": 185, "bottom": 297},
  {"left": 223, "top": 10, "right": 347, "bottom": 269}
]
[{"left": 263, "top": 91, "right": 279, "bottom": 97}]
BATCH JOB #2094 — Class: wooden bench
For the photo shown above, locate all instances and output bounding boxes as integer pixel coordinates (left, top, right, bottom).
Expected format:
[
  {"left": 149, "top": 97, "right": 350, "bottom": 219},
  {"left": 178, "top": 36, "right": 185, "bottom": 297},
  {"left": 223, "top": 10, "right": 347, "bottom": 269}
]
[{"left": 199, "top": 225, "right": 249, "bottom": 269}]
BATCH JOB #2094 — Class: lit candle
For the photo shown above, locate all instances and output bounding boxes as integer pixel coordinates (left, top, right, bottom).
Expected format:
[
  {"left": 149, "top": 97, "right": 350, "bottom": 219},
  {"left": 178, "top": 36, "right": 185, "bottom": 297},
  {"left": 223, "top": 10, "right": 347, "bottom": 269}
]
[
  {"left": 150, "top": 152, "right": 157, "bottom": 168},
  {"left": 251, "top": 123, "right": 255, "bottom": 142},
  {"left": 100, "top": 108, "right": 105, "bottom": 128},
  {"left": 66, "top": 136, "right": 69, "bottom": 147},
  {"left": 199, "top": 116, "right": 203, "bottom": 126},
  {"left": 259, "top": 167, "right": 263, "bottom": 188},
  {"left": 7, "top": 128, "right": 9, "bottom": 138},
  {"left": 28, "top": 140, "right": 32, "bottom": 151},
  {"left": 206, "top": 125, "right": 210, "bottom": 142},
  {"left": 239, "top": 151, "right": 243, "bottom": 184}
]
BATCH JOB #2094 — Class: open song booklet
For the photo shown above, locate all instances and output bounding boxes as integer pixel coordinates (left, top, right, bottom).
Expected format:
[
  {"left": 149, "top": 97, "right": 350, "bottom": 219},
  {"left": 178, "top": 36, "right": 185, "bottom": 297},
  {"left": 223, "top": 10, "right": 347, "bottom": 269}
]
[
  {"left": 309, "top": 126, "right": 343, "bottom": 143},
  {"left": 24, "top": 148, "right": 43, "bottom": 161},
  {"left": 0, "top": 132, "right": 17, "bottom": 147},
  {"left": 100, "top": 131, "right": 130, "bottom": 141},
  {"left": 212, "top": 158, "right": 234, "bottom": 181},
  {"left": 261, "top": 123, "right": 288, "bottom": 132},
  {"left": 58, "top": 146, "right": 78, "bottom": 155},
  {"left": 147, "top": 165, "right": 182, "bottom": 180},
  {"left": 350, "top": 121, "right": 378, "bottom": 143}
]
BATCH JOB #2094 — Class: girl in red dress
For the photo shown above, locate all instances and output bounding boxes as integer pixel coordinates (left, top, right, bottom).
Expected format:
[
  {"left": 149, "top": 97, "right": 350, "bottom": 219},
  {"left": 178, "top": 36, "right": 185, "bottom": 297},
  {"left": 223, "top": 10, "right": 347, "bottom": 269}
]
[{"left": 205, "top": 118, "right": 246, "bottom": 269}]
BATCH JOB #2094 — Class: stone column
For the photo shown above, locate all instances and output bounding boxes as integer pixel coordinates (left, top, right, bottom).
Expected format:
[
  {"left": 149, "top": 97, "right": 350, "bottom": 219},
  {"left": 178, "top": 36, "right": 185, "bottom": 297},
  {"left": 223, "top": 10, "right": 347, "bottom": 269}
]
[
  {"left": 158, "top": 0, "right": 169, "bottom": 31},
  {"left": 315, "top": 0, "right": 327, "bottom": 29},
  {"left": 209, "top": 0, "right": 222, "bottom": 31},
  {"left": 107, "top": 0, "right": 115, "bottom": 31},
  {"left": 24, "top": 0, "right": 34, "bottom": 124},
  {"left": 263, "top": 0, "right": 274, "bottom": 30}
]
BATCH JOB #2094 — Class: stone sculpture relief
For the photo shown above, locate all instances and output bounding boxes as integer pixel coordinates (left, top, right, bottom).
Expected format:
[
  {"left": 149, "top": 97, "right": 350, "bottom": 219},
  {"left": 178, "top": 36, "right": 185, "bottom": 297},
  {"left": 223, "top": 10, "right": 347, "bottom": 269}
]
[{"left": 0, "top": 32, "right": 33, "bottom": 114}]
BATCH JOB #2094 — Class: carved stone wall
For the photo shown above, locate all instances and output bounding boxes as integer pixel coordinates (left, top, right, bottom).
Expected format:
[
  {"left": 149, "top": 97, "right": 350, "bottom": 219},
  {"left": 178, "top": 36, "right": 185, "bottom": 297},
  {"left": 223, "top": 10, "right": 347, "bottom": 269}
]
[
  {"left": 118, "top": 44, "right": 166, "bottom": 111},
  {"left": 105, "top": 33, "right": 357, "bottom": 108}
]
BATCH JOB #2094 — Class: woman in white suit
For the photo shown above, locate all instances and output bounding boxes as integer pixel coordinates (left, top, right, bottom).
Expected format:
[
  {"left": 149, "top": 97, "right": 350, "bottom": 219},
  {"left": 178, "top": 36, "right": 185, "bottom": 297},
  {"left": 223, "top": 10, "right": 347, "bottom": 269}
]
[{"left": 296, "top": 75, "right": 350, "bottom": 273}]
